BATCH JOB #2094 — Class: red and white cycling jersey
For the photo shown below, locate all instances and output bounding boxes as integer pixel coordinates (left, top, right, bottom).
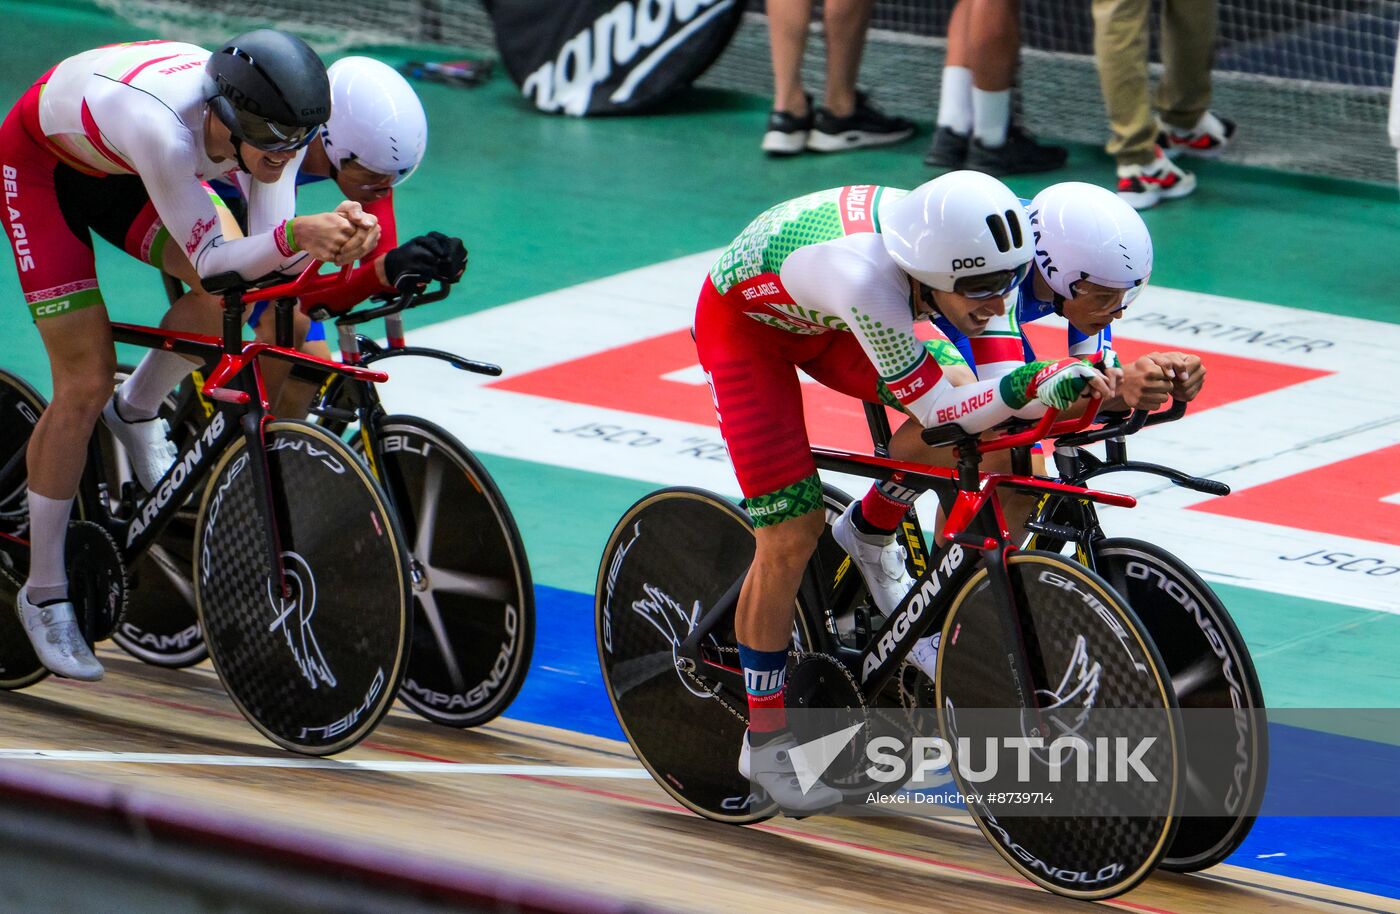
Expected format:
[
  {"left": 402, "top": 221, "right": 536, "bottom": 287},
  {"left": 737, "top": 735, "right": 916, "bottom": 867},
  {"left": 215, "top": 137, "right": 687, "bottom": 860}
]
[{"left": 34, "top": 40, "right": 307, "bottom": 282}]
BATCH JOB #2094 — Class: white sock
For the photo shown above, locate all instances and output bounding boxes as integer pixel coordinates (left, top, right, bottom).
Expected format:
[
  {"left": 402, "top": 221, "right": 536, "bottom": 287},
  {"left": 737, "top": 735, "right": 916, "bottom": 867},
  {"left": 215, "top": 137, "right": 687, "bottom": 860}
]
[
  {"left": 25, "top": 491, "right": 73, "bottom": 594},
  {"left": 972, "top": 87, "right": 1011, "bottom": 148},
  {"left": 118, "top": 350, "right": 193, "bottom": 420},
  {"left": 936, "top": 66, "right": 973, "bottom": 134}
]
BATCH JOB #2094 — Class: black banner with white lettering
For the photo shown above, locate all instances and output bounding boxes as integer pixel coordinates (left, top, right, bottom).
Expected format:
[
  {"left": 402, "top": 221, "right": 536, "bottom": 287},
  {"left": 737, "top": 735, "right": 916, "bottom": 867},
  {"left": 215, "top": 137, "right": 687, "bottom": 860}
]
[{"left": 484, "top": 0, "right": 744, "bottom": 115}]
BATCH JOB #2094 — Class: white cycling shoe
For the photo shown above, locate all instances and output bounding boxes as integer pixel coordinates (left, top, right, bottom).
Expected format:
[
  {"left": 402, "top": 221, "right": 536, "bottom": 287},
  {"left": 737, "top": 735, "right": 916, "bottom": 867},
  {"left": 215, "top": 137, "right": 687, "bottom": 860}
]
[
  {"left": 908, "top": 632, "right": 940, "bottom": 682},
  {"left": 17, "top": 587, "right": 104, "bottom": 681},
  {"left": 739, "top": 730, "right": 844, "bottom": 814},
  {"left": 833, "top": 503, "right": 941, "bottom": 683},
  {"left": 102, "top": 395, "right": 177, "bottom": 493},
  {"left": 831, "top": 501, "right": 915, "bottom": 616}
]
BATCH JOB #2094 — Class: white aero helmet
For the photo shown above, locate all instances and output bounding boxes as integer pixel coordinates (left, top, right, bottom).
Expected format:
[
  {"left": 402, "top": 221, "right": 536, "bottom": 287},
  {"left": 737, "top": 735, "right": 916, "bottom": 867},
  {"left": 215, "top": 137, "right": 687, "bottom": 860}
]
[
  {"left": 322, "top": 56, "right": 427, "bottom": 186},
  {"left": 1029, "top": 181, "right": 1153, "bottom": 305},
  {"left": 880, "top": 170, "right": 1033, "bottom": 299}
]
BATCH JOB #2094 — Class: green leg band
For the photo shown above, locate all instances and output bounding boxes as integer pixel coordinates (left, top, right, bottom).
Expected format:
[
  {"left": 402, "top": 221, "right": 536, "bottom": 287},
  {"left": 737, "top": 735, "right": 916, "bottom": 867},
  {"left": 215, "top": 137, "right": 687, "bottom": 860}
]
[
  {"left": 744, "top": 473, "right": 824, "bottom": 528},
  {"left": 29, "top": 287, "right": 104, "bottom": 320}
]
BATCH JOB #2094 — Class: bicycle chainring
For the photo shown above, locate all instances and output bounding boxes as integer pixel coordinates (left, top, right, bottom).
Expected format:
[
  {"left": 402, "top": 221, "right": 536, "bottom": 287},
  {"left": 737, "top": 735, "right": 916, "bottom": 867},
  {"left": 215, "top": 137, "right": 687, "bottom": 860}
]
[{"left": 66, "top": 520, "right": 127, "bottom": 644}]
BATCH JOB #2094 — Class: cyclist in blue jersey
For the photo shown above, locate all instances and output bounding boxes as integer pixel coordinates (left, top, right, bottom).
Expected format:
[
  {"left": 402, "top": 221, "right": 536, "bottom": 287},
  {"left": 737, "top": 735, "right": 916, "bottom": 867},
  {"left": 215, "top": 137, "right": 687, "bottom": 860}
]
[{"left": 935, "top": 182, "right": 1203, "bottom": 411}]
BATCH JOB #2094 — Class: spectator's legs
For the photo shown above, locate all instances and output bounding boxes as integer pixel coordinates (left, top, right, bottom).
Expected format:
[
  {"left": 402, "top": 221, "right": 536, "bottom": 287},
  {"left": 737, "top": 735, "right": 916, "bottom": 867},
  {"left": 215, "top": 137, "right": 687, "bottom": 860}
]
[
  {"left": 1094, "top": 0, "right": 1196, "bottom": 207},
  {"left": 968, "top": 0, "right": 1018, "bottom": 148},
  {"left": 936, "top": 0, "right": 973, "bottom": 135},
  {"left": 1157, "top": 0, "right": 1216, "bottom": 131},
  {"left": 1092, "top": 0, "right": 1156, "bottom": 167},
  {"left": 960, "top": 0, "right": 1066, "bottom": 173},
  {"left": 820, "top": 0, "right": 875, "bottom": 117},
  {"left": 767, "top": 0, "right": 815, "bottom": 116}
]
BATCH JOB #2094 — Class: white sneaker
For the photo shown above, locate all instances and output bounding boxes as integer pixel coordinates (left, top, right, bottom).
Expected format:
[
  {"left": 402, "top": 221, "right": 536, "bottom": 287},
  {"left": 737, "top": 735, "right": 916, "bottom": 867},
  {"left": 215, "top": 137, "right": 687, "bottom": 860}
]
[
  {"left": 1115, "top": 146, "right": 1196, "bottom": 210},
  {"left": 1157, "top": 111, "right": 1236, "bottom": 159},
  {"left": 17, "top": 587, "right": 103, "bottom": 681},
  {"left": 738, "top": 730, "right": 843, "bottom": 814},
  {"left": 101, "top": 395, "right": 177, "bottom": 493},
  {"left": 831, "top": 501, "right": 914, "bottom": 616},
  {"left": 909, "top": 631, "right": 940, "bottom": 682}
]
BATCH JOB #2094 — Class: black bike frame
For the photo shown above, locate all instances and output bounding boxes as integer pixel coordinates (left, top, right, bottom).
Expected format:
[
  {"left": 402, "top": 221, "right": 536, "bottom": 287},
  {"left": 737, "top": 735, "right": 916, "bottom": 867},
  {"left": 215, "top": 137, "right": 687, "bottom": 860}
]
[
  {"left": 676, "top": 407, "right": 1136, "bottom": 707},
  {"left": 1027, "top": 401, "right": 1230, "bottom": 562}
]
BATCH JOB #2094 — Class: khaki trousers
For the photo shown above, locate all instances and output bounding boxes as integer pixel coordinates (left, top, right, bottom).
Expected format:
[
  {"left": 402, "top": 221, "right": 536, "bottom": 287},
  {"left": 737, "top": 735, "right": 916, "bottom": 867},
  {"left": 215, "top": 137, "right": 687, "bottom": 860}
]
[{"left": 1093, "top": 0, "right": 1217, "bottom": 165}]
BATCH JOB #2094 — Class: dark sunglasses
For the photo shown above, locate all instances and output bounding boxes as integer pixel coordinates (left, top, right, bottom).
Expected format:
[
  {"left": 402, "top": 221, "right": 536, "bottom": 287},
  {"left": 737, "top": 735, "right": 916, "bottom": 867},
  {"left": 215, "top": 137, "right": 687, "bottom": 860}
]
[
  {"left": 232, "top": 107, "right": 316, "bottom": 152},
  {"left": 952, "top": 260, "right": 1032, "bottom": 300}
]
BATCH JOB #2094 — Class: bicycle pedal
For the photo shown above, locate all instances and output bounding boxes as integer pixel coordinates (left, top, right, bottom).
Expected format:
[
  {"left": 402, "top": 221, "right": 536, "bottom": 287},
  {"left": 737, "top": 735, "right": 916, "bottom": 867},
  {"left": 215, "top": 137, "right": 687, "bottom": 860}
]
[
  {"left": 309, "top": 404, "right": 358, "bottom": 423},
  {"left": 1025, "top": 520, "right": 1078, "bottom": 541}
]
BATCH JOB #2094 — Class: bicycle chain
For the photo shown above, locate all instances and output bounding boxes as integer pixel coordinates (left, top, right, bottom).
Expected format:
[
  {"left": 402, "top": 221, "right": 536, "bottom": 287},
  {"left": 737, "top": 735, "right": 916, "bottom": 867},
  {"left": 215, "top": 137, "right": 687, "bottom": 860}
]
[{"left": 679, "top": 645, "right": 870, "bottom": 728}]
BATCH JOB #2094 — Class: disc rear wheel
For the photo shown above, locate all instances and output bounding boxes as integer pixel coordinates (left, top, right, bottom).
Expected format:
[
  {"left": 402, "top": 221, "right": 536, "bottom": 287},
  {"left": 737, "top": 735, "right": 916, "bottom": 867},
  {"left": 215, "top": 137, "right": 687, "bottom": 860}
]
[
  {"left": 596, "top": 487, "right": 815, "bottom": 823},
  {"left": 362, "top": 416, "right": 534, "bottom": 728}
]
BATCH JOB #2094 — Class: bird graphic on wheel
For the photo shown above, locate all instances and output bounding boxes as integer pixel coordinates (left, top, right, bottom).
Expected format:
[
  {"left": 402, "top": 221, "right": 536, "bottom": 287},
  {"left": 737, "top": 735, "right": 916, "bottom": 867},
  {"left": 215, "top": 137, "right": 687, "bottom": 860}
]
[{"left": 267, "top": 551, "right": 337, "bottom": 690}]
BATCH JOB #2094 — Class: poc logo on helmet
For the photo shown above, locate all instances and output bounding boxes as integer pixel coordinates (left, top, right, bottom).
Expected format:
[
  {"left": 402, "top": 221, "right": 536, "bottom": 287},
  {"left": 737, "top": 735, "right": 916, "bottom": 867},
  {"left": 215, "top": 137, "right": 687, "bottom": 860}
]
[{"left": 952, "top": 256, "right": 986, "bottom": 271}]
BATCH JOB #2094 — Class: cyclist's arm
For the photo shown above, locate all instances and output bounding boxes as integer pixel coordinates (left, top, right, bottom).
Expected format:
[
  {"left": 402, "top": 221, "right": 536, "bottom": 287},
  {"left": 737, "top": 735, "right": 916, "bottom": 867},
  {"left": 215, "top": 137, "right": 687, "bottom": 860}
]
[
  {"left": 299, "top": 193, "right": 399, "bottom": 313},
  {"left": 781, "top": 242, "right": 1033, "bottom": 434},
  {"left": 90, "top": 85, "right": 309, "bottom": 282}
]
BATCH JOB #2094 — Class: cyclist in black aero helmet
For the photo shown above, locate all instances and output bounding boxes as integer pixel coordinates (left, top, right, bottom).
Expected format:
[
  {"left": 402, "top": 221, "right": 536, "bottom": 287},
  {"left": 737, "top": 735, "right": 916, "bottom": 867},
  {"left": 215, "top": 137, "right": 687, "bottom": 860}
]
[{"left": 205, "top": 29, "right": 331, "bottom": 165}]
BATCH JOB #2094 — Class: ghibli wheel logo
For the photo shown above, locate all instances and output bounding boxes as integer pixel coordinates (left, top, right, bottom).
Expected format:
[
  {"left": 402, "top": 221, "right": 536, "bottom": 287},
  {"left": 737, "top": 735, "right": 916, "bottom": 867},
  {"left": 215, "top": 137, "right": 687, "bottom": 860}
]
[
  {"left": 522, "top": 0, "right": 736, "bottom": 115},
  {"left": 268, "top": 551, "right": 336, "bottom": 690}
]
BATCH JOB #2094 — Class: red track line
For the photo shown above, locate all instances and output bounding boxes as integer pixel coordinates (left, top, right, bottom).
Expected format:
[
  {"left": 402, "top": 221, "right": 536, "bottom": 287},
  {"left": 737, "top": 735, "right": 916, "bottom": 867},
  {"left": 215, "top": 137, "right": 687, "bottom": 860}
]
[
  {"left": 507, "top": 775, "right": 1187, "bottom": 914},
  {"left": 61, "top": 681, "right": 1187, "bottom": 913}
]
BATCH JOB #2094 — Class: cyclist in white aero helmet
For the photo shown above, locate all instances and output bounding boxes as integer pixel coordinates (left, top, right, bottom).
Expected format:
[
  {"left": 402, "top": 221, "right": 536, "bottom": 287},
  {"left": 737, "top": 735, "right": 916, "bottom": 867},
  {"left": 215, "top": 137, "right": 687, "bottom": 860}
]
[
  {"left": 694, "top": 170, "right": 1118, "bottom": 814},
  {"left": 215, "top": 55, "right": 463, "bottom": 413},
  {"left": 320, "top": 55, "right": 428, "bottom": 195}
]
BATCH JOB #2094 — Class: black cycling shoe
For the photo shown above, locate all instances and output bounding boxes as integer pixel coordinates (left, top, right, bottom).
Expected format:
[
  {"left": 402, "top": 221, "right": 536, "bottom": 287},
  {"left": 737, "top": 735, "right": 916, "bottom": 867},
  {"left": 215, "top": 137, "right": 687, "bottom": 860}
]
[
  {"left": 964, "top": 125, "right": 1068, "bottom": 176},
  {"left": 761, "top": 95, "right": 814, "bottom": 157},
  {"left": 924, "top": 126, "right": 970, "bottom": 168},
  {"left": 806, "top": 92, "right": 915, "bottom": 153}
]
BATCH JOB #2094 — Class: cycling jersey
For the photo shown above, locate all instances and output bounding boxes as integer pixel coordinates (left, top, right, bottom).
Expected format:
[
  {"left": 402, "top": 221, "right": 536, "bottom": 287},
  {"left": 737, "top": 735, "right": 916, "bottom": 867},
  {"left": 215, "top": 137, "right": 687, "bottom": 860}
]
[
  {"left": 1, "top": 41, "right": 308, "bottom": 319},
  {"left": 699, "top": 185, "right": 1036, "bottom": 527}
]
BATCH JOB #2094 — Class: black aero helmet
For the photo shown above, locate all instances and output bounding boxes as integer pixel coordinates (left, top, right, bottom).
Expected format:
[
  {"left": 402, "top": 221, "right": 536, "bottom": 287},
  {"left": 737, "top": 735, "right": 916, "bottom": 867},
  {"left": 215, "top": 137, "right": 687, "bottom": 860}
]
[{"left": 205, "top": 29, "right": 330, "bottom": 152}]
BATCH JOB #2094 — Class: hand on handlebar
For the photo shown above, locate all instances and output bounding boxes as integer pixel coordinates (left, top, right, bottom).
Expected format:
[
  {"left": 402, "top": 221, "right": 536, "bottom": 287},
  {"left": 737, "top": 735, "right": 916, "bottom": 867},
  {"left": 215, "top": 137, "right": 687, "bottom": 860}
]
[
  {"left": 1148, "top": 351, "right": 1206, "bottom": 402},
  {"left": 1118, "top": 355, "right": 1174, "bottom": 411},
  {"left": 383, "top": 232, "right": 468, "bottom": 293},
  {"left": 1024, "top": 358, "right": 1111, "bottom": 410},
  {"left": 291, "top": 204, "right": 380, "bottom": 266}
]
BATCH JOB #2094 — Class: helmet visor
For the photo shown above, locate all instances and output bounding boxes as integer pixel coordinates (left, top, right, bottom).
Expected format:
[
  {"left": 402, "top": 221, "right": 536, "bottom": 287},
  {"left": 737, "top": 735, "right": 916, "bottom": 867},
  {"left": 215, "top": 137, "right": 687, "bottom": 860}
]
[
  {"left": 951, "top": 260, "right": 1032, "bottom": 300},
  {"left": 232, "top": 107, "right": 317, "bottom": 152},
  {"left": 1070, "top": 274, "right": 1150, "bottom": 311}
]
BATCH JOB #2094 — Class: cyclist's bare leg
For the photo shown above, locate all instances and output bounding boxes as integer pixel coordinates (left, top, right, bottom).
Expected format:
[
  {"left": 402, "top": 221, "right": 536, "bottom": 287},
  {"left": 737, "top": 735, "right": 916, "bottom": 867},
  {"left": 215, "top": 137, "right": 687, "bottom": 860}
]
[
  {"left": 249, "top": 308, "right": 315, "bottom": 415},
  {"left": 29, "top": 306, "right": 118, "bottom": 501},
  {"left": 274, "top": 336, "right": 331, "bottom": 418},
  {"left": 735, "top": 507, "right": 824, "bottom": 651},
  {"left": 17, "top": 305, "right": 112, "bottom": 677}
]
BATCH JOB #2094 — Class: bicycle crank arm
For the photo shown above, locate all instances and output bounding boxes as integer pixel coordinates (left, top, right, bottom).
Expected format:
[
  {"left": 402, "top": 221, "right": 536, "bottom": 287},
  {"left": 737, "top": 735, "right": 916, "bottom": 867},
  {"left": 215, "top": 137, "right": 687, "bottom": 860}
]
[
  {"left": 1024, "top": 519, "right": 1080, "bottom": 542},
  {"left": 677, "top": 570, "right": 746, "bottom": 666},
  {"left": 360, "top": 346, "right": 502, "bottom": 377}
]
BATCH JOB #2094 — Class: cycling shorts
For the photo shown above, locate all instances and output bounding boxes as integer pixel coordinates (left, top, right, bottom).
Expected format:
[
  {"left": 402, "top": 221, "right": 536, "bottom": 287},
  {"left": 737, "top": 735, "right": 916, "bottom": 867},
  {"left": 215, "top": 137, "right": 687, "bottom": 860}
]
[
  {"left": 694, "top": 276, "right": 896, "bottom": 528},
  {"left": 245, "top": 300, "right": 326, "bottom": 343},
  {"left": 1, "top": 74, "right": 222, "bottom": 321}
]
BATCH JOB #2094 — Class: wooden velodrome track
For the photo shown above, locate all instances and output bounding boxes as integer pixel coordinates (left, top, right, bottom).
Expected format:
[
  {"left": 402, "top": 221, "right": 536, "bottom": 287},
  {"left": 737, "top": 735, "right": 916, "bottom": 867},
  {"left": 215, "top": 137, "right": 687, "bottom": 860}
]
[{"left": 0, "top": 645, "right": 1393, "bottom": 914}]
